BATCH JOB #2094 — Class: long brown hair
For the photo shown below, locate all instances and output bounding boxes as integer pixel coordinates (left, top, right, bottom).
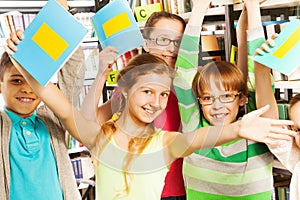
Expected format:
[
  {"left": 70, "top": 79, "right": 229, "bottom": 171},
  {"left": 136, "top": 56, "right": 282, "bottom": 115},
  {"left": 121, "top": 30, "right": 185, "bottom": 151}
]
[{"left": 93, "top": 53, "right": 176, "bottom": 196}]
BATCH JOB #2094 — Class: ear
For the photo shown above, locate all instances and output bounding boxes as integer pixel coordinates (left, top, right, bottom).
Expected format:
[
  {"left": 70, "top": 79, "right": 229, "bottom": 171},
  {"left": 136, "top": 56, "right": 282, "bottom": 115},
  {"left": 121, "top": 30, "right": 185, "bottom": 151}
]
[
  {"left": 239, "top": 95, "right": 248, "bottom": 106},
  {"left": 143, "top": 39, "right": 150, "bottom": 53}
]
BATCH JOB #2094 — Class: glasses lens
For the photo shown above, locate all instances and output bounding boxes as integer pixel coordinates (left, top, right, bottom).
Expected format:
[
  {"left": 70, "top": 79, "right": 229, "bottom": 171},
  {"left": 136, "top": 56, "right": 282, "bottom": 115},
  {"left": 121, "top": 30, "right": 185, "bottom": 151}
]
[
  {"left": 174, "top": 39, "right": 181, "bottom": 47},
  {"left": 200, "top": 96, "right": 213, "bottom": 105},
  {"left": 156, "top": 37, "right": 170, "bottom": 46},
  {"left": 220, "top": 93, "right": 236, "bottom": 103}
]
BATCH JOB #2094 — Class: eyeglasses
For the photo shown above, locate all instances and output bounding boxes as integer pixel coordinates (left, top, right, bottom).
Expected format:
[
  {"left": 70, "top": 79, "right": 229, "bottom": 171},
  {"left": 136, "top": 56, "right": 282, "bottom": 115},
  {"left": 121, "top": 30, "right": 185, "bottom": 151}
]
[
  {"left": 197, "top": 92, "right": 241, "bottom": 105},
  {"left": 147, "top": 37, "right": 181, "bottom": 47}
]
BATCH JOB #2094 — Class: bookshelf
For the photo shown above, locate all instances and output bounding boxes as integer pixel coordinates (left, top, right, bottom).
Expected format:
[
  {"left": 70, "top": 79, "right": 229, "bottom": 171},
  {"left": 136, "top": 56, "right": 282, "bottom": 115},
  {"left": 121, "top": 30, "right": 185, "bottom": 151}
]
[{"left": 0, "top": 1, "right": 95, "bottom": 12}]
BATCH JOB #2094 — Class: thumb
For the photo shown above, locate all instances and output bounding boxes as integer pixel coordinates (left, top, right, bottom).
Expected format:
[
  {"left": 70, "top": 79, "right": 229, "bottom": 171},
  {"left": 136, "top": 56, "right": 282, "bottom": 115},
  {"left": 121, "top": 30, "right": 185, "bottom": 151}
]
[{"left": 247, "top": 104, "right": 270, "bottom": 118}]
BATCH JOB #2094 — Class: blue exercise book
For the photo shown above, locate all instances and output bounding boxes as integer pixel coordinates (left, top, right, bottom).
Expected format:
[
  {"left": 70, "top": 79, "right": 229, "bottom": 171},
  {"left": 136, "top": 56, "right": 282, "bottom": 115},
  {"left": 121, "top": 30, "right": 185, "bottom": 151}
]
[
  {"left": 92, "top": 0, "right": 144, "bottom": 56},
  {"left": 254, "top": 19, "right": 300, "bottom": 76},
  {"left": 11, "top": 0, "right": 88, "bottom": 86}
]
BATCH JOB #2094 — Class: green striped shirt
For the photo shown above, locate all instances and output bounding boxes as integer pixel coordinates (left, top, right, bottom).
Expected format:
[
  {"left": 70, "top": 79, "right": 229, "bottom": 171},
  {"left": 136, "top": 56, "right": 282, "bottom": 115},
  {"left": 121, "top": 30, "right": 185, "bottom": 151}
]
[{"left": 174, "top": 28, "right": 273, "bottom": 199}]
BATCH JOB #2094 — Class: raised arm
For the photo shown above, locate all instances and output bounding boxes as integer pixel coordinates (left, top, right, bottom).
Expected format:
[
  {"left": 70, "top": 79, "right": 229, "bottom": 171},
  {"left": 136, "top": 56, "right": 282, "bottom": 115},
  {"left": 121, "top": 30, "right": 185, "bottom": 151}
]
[
  {"left": 8, "top": 56, "right": 100, "bottom": 149},
  {"left": 173, "top": 0, "right": 211, "bottom": 133},
  {"left": 80, "top": 46, "right": 118, "bottom": 123},
  {"left": 254, "top": 36, "right": 278, "bottom": 119},
  {"left": 167, "top": 105, "right": 295, "bottom": 158}
]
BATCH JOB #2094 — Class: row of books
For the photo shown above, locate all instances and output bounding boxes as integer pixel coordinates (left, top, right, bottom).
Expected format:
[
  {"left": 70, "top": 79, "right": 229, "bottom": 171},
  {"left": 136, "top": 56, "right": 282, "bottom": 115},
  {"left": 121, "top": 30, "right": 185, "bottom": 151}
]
[
  {"left": 71, "top": 158, "right": 83, "bottom": 179},
  {"left": 0, "top": 11, "right": 36, "bottom": 38},
  {"left": 0, "top": 11, "right": 96, "bottom": 39}
]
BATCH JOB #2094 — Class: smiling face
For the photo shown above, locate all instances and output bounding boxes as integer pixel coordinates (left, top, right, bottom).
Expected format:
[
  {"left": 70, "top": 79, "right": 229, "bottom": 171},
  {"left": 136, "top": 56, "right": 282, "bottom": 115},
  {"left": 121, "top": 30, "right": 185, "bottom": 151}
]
[
  {"left": 0, "top": 66, "right": 41, "bottom": 118},
  {"left": 143, "top": 18, "right": 185, "bottom": 69},
  {"left": 192, "top": 61, "right": 248, "bottom": 126},
  {"left": 125, "top": 73, "right": 171, "bottom": 126},
  {"left": 200, "top": 86, "right": 244, "bottom": 126}
]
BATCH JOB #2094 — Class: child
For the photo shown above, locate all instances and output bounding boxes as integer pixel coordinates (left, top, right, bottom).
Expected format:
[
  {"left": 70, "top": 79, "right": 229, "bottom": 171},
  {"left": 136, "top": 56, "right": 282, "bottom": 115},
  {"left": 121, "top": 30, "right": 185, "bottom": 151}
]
[
  {"left": 255, "top": 37, "right": 300, "bottom": 200},
  {"left": 6, "top": 36, "right": 296, "bottom": 200},
  {"left": 174, "top": 0, "right": 282, "bottom": 199},
  {"left": 80, "top": 1, "right": 212, "bottom": 199},
  {"left": 0, "top": 28, "right": 84, "bottom": 200}
]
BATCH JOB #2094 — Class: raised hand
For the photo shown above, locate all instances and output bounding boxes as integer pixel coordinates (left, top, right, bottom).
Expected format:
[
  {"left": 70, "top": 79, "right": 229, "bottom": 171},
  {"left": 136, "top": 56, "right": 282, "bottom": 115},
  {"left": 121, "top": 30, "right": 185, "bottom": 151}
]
[
  {"left": 238, "top": 105, "right": 296, "bottom": 147},
  {"left": 5, "top": 30, "right": 24, "bottom": 54},
  {"left": 98, "top": 46, "right": 118, "bottom": 77}
]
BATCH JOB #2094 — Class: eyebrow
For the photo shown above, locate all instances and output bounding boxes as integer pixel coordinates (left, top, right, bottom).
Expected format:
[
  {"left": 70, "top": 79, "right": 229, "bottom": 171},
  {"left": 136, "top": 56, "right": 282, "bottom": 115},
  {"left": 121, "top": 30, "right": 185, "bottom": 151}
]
[{"left": 10, "top": 74, "right": 23, "bottom": 78}]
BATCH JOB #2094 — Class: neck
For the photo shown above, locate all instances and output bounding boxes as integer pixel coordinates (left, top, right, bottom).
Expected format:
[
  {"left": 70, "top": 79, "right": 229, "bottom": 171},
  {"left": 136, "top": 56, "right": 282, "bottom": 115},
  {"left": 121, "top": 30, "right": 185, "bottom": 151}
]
[{"left": 116, "top": 113, "right": 155, "bottom": 139}]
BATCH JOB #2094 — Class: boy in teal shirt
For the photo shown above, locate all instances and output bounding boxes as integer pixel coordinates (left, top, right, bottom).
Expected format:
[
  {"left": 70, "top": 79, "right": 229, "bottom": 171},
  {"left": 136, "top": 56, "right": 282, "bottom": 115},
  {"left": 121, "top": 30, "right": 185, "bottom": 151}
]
[{"left": 0, "top": 1, "right": 85, "bottom": 198}]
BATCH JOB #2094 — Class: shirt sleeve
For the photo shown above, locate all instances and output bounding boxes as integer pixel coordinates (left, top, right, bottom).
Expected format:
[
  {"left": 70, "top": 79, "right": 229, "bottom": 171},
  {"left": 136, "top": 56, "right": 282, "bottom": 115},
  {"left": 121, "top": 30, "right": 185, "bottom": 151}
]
[
  {"left": 56, "top": 47, "right": 85, "bottom": 107},
  {"left": 173, "top": 27, "right": 201, "bottom": 133}
]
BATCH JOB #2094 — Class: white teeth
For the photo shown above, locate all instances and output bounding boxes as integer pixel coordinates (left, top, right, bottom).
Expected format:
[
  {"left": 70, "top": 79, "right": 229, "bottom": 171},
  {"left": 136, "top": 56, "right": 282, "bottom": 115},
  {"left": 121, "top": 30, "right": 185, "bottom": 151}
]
[
  {"left": 145, "top": 108, "right": 154, "bottom": 114},
  {"left": 19, "top": 98, "right": 34, "bottom": 102},
  {"left": 213, "top": 114, "right": 226, "bottom": 119}
]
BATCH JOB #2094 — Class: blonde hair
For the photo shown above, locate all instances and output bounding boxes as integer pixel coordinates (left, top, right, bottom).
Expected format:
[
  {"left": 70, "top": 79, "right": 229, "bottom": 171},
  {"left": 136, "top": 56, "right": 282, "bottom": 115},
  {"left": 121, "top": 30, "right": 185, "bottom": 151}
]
[{"left": 93, "top": 53, "right": 175, "bottom": 196}]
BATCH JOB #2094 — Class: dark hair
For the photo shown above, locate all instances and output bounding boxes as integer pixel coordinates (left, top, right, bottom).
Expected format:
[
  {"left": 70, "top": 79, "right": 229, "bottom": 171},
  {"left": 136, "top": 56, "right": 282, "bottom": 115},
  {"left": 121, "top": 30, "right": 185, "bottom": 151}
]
[
  {"left": 143, "top": 11, "right": 186, "bottom": 39},
  {"left": 0, "top": 52, "right": 13, "bottom": 81},
  {"left": 289, "top": 93, "right": 300, "bottom": 110}
]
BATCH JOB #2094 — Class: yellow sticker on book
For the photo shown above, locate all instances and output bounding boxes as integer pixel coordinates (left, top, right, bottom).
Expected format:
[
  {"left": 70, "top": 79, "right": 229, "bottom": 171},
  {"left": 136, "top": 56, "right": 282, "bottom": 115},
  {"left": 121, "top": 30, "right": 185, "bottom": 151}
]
[
  {"left": 134, "top": 3, "right": 162, "bottom": 22},
  {"left": 272, "top": 26, "right": 300, "bottom": 59},
  {"left": 102, "top": 12, "right": 131, "bottom": 38},
  {"left": 32, "top": 23, "right": 68, "bottom": 61},
  {"left": 107, "top": 70, "right": 119, "bottom": 85}
]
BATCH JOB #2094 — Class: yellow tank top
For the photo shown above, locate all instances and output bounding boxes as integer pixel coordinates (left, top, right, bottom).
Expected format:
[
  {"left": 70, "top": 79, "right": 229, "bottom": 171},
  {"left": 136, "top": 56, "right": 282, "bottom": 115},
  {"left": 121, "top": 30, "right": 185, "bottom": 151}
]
[{"left": 95, "top": 129, "right": 169, "bottom": 200}]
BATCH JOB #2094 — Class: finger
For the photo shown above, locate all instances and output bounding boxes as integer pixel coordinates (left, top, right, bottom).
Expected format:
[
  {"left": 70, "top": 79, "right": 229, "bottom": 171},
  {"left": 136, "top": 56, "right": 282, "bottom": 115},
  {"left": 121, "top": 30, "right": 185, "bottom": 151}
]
[
  {"left": 4, "top": 45, "right": 14, "bottom": 55},
  {"left": 264, "top": 139, "right": 280, "bottom": 148},
  {"left": 271, "top": 33, "right": 278, "bottom": 40},
  {"left": 247, "top": 104, "right": 269, "bottom": 117},
  {"left": 16, "top": 30, "right": 24, "bottom": 40},
  {"left": 270, "top": 119, "right": 294, "bottom": 126},
  {"left": 269, "top": 127, "right": 297, "bottom": 137},
  {"left": 261, "top": 43, "right": 271, "bottom": 52},
  {"left": 266, "top": 38, "right": 275, "bottom": 47},
  {"left": 6, "top": 37, "right": 19, "bottom": 52},
  {"left": 9, "top": 32, "right": 20, "bottom": 45},
  {"left": 255, "top": 48, "right": 265, "bottom": 56}
]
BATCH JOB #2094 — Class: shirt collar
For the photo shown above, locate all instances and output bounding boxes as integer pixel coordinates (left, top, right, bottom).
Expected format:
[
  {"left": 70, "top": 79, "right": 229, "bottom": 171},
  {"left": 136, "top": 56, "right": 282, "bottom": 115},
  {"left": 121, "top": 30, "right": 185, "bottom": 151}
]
[{"left": 4, "top": 108, "right": 37, "bottom": 125}]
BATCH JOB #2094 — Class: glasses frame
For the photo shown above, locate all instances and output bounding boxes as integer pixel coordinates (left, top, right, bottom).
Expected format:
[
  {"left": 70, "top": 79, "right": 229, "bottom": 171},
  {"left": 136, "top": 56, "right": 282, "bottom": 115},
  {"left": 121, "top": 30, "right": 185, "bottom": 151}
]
[
  {"left": 197, "top": 92, "right": 242, "bottom": 105},
  {"left": 147, "top": 37, "right": 181, "bottom": 47}
]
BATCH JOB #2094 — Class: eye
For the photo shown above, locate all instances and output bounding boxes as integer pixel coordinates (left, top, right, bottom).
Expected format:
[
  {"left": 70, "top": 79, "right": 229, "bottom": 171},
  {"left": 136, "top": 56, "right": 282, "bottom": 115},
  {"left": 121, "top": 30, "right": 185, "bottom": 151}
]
[
  {"left": 202, "top": 96, "right": 213, "bottom": 101},
  {"left": 10, "top": 78, "right": 23, "bottom": 85},
  {"left": 174, "top": 39, "right": 181, "bottom": 46},
  {"left": 144, "top": 90, "right": 152, "bottom": 95},
  {"left": 161, "top": 92, "right": 170, "bottom": 97},
  {"left": 223, "top": 93, "right": 234, "bottom": 99}
]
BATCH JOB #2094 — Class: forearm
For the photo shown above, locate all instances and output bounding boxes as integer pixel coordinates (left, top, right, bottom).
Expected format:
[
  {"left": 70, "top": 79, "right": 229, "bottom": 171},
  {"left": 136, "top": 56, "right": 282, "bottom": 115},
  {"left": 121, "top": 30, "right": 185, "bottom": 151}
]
[
  {"left": 236, "top": 7, "right": 249, "bottom": 81},
  {"left": 80, "top": 68, "right": 108, "bottom": 121},
  {"left": 255, "top": 62, "right": 278, "bottom": 119},
  {"left": 171, "top": 122, "right": 239, "bottom": 157}
]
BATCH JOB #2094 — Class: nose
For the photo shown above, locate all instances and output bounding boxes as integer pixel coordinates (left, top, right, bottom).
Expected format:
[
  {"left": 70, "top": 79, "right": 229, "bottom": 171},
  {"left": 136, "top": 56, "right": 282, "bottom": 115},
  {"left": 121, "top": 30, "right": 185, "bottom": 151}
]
[
  {"left": 150, "top": 94, "right": 162, "bottom": 109},
  {"left": 166, "top": 41, "right": 177, "bottom": 53},
  {"left": 211, "top": 98, "right": 223, "bottom": 109},
  {"left": 21, "top": 83, "right": 34, "bottom": 94}
]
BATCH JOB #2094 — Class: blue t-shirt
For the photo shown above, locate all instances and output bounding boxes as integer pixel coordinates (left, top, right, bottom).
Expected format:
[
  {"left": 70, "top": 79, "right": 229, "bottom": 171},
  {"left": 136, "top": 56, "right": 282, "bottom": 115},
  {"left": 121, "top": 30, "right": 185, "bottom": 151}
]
[{"left": 6, "top": 109, "right": 64, "bottom": 200}]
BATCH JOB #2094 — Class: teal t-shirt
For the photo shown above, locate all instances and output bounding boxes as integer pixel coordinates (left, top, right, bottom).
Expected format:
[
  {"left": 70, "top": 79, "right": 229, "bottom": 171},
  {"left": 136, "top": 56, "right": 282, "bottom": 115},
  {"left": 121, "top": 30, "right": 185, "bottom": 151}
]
[{"left": 6, "top": 109, "right": 64, "bottom": 200}]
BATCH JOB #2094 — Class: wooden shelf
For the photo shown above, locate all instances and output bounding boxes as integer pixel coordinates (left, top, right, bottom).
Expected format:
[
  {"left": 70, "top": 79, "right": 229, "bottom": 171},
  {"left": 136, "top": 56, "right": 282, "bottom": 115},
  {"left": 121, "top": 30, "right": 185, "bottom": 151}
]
[
  {"left": 0, "top": 1, "right": 94, "bottom": 12},
  {"left": 0, "top": 1, "right": 94, "bottom": 8},
  {"left": 274, "top": 81, "right": 300, "bottom": 90}
]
